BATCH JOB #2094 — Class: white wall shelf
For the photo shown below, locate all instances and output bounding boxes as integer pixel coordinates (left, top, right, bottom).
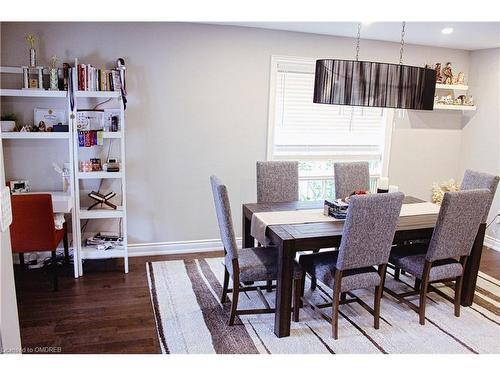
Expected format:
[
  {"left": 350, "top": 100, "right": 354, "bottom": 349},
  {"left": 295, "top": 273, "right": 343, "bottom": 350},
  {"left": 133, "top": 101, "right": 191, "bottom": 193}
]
[
  {"left": 433, "top": 104, "right": 477, "bottom": 111},
  {"left": 79, "top": 207, "right": 124, "bottom": 219},
  {"left": 435, "top": 84, "right": 469, "bottom": 91},
  {"left": 0, "top": 88, "right": 67, "bottom": 98},
  {"left": 1, "top": 132, "right": 70, "bottom": 139},
  {"left": 77, "top": 171, "right": 123, "bottom": 179}
]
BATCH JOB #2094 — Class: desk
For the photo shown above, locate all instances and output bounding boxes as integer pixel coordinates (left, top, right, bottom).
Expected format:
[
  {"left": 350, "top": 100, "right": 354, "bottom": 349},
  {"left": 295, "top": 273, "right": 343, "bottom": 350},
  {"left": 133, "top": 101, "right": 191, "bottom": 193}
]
[
  {"left": 242, "top": 197, "right": 486, "bottom": 338},
  {"left": 12, "top": 192, "right": 72, "bottom": 213}
]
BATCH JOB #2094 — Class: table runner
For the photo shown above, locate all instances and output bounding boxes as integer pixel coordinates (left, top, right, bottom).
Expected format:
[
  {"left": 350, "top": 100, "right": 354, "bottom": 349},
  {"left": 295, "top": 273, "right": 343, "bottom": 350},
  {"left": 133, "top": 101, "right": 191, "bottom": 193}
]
[{"left": 250, "top": 201, "right": 440, "bottom": 246}]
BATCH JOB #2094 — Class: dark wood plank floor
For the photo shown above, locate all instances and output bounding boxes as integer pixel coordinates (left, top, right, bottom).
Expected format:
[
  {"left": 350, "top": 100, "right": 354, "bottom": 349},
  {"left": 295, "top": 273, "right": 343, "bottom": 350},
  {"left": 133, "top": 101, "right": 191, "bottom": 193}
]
[{"left": 14, "top": 248, "right": 500, "bottom": 354}]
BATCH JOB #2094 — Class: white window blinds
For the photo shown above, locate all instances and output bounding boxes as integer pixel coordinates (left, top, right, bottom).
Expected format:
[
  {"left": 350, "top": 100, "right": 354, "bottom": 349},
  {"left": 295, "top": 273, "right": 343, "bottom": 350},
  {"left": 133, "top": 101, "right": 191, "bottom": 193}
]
[{"left": 272, "top": 58, "right": 389, "bottom": 163}]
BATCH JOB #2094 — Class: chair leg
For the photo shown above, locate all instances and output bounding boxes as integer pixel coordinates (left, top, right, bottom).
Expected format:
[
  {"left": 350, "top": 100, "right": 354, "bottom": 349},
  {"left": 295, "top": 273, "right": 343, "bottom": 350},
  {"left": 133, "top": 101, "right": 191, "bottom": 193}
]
[
  {"left": 299, "top": 272, "right": 306, "bottom": 308},
  {"left": 419, "top": 262, "right": 432, "bottom": 325},
  {"left": 454, "top": 275, "right": 463, "bottom": 317},
  {"left": 63, "top": 224, "right": 70, "bottom": 264},
  {"left": 228, "top": 281, "right": 239, "bottom": 326},
  {"left": 19, "top": 253, "right": 25, "bottom": 268},
  {"left": 221, "top": 267, "right": 230, "bottom": 303},
  {"left": 394, "top": 267, "right": 400, "bottom": 281},
  {"left": 310, "top": 249, "right": 320, "bottom": 290},
  {"left": 374, "top": 264, "right": 386, "bottom": 329},
  {"left": 266, "top": 280, "right": 273, "bottom": 292},
  {"left": 331, "top": 270, "right": 342, "bottom": 339},
  {"left": 414, "top": 278, "right": 421, "bottom": 291},
  {"left": 293, "top": 278, "right": 302, "bottom": 322},
  {"left": 52, "top": 251, "right": 59, "bottom": 292}
]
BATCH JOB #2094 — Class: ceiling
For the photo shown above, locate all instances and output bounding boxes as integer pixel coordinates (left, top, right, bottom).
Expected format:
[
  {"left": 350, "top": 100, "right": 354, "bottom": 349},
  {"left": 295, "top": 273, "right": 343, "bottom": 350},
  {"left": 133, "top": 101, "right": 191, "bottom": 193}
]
[{"left": 216, "top": 22, "right": 500, "bottom": 51}]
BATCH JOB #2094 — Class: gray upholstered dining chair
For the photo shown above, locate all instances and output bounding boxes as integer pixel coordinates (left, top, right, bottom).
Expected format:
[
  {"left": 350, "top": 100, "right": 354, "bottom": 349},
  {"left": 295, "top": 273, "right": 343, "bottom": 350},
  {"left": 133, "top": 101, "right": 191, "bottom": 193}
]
[
  {"left": 334, "top": 161, "right": 370, "bottom": 199},
  {"left": 256, "top": 161, "right": 299, "bottom": 203},
  {"left": 210, "top": 175, "right": 303, "bottom": 325},
  {"left": 460, "top": 169, "right": 499, "bottom": 222},
  {"left": 392, "top": 169, "right": 499, "bottom": 282},
  {"left": 256, "top": 160, "right": 323, "bottom": 291},
  {"left": 385, "top": 189, "right": 491, "bottom": 325},
  {"left": 297, "top": 192, "right": 404, "bottom": 339}
]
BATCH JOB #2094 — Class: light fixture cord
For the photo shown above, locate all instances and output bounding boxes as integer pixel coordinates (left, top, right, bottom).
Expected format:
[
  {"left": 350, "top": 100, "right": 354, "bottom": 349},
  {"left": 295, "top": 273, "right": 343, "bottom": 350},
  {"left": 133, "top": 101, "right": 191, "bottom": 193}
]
[
  {"left": 355, "top": 22, "right": 361, "bottom": 61},
  {"left": 399, "top": 21, "right": 406, "bottom": 64}
]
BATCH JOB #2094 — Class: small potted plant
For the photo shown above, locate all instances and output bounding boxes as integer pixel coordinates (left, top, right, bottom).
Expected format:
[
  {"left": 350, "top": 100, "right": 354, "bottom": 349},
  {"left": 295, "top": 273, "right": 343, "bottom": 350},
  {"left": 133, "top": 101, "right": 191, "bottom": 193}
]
[{"left": 1, "top": 113, "right": 19, "bottom": 132}]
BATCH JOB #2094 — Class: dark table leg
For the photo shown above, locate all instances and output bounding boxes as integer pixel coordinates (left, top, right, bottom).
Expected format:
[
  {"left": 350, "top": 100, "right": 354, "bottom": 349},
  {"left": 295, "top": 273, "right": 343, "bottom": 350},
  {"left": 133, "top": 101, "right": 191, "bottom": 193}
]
[
  {"left": 274, "top": 239, "right": 295, "bottom": 337},
  {"left": 461, "top": 223, "right": 486, "bottom": 306},
  {"left": 242, "top": 211, "right": 254, "bottom": 249}
]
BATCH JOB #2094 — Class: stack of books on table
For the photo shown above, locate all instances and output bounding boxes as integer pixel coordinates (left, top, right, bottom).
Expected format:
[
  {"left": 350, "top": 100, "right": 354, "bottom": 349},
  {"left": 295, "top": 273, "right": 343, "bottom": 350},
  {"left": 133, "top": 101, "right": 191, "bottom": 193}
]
[{"left": 324, "top": 199, "right": 349, "bottom": 219}]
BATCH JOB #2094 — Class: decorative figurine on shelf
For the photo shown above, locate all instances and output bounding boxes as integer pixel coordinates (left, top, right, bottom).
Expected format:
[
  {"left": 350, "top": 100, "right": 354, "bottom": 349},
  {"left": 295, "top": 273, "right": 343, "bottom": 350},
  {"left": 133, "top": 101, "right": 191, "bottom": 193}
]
[
  {"left": 87, "top": 191, "right": 117, "bottom": 210},
  {"left": 20, "top": 125, "right": 32, "bottom": 132},
  {"left": 434, "top": 63, "right": 442, "bottom": 83},
  {"left": 467, "top": 95, "right": 474, "bottom": 106},
  {"left": 38, "top": 120, "right": 46, "bottom": 132},
  {"left": 442, "top": 62, "right": 453, "bottom": 85},
  {"left": 25, "top": 33, "right": 37, "bottom": 67},
  {"left": 457, "top": 95, "right": 466, "bottom": 105},
  {"left": 457, "top": 72, "right": 465, "bottom": 85},
  {"left": 49, "top": 55, "right": 59, "bottom": 91}
]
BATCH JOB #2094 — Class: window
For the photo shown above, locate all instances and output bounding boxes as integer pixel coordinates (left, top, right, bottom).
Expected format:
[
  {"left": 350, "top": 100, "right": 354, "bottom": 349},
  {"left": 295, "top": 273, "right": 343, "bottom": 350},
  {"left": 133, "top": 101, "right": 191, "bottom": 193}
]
[{"left": 267, "top": 56, "right": 394, "bottom": 201}]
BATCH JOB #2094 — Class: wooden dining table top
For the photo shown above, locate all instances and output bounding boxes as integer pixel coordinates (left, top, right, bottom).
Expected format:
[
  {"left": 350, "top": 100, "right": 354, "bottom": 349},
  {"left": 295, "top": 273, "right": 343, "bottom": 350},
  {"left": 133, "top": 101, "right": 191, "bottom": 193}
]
[{"left": 243, "top": 196, "right": 439, "bottom": 242}]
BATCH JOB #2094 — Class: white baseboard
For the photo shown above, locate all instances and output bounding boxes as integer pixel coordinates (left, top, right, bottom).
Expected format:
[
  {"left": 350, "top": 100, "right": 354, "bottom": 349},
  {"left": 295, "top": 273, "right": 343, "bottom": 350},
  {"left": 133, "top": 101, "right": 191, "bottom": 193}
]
[
  {"left": 484, "top": 235, "right": 500, "bottom": 252},
  {"left": 127, "top": 237, "right": 242, "bottom": 257}
]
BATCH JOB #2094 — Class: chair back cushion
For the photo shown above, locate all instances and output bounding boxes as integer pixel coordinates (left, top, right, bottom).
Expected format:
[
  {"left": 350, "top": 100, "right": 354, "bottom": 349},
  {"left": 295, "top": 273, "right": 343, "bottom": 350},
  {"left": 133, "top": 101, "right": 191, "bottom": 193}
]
[
  {"left": 426, "top": 189, "right": 491, "bottom": 262},
  {"left": 256, "top": 161, "right": 298, "bottom": 203},
  {"left": 10, "top": 194, "right": 56, "bottom": 253},
  {"left": 336, "top": 192, "right": 404, "bottom": 270},
  {"left": 460, "top": 169, "right": 499, "bottom": 222},
  {"left": 210, "top": 176, "right": 239, "bottom": 272},
  {"left": 334, "top": 162, "right": 370, "bottom": 199}
]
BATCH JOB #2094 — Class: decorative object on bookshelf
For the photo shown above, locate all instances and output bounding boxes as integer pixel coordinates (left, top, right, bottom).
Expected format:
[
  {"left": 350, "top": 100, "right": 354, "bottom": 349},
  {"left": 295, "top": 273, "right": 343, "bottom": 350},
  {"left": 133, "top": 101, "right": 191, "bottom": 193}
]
[
  {"left": 49, "top": 55, "right": 60, "bottom": 91},
  {"left": 25, "top": 33, "right": 37, "bottom": 67},
  {"left": 8, "top": 180, "right": 30, "bottom": 193},
  {"left": 103, "top": 158, "right": 120, "bottom": 172},
  {"left": 442, "top": 62, "right": 453, "bottom": 85},
  {"left": 457, "top": 71, "right": 465, "bottom": 85},
  {"left": 78, "top": 130, "right": 104, "bottom": 147},
  {"left": 22, "top": 66, "right": 44, "bottom": 90},
  {"left": 434, "top": 62, "right": 442, "bottom": 83},
  {"left": 0, "top": 112, "right": 19, "bottom": 132},
  {"left": 90, "top": 158, "right": 102, "bottom": 171},
  {"left": 34, "top": 107, "right": 66, "bottom": 129},
  {"left": 87, "top": 191, "right": 117, "bottom": 210}
]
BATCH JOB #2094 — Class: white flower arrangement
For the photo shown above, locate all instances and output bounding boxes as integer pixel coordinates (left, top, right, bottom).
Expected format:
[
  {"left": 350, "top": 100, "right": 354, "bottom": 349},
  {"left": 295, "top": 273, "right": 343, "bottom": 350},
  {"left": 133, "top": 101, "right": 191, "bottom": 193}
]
[{"left": 431, "top": 179, "right": 460, "bottom": 204}]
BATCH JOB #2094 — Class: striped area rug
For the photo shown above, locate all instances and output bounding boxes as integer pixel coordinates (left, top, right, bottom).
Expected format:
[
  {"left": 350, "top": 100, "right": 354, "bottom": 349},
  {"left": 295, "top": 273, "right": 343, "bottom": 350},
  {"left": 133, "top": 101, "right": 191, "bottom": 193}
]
[{"left": 146, "top": 257, "right": 500, "bottom": 354}]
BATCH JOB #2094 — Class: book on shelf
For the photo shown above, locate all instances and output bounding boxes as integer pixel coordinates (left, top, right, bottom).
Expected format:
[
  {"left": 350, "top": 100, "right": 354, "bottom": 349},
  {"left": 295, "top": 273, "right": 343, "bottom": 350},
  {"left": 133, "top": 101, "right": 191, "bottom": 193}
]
[{"left": 76, "top": 63, "right": 120, "bottom": 92}]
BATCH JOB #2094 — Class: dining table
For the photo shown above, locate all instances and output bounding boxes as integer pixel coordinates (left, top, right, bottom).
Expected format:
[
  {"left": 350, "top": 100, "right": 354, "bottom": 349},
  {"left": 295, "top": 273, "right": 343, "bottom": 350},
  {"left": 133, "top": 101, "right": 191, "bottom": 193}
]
[{"left": 242, "top": 196, "right": 487, "bottom": 338}]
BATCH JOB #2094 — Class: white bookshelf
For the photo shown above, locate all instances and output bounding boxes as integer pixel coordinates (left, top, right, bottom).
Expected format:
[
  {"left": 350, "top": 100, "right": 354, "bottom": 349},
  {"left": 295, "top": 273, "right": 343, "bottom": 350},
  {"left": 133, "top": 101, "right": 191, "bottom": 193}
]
[
  {"left": 435, "top": 83, "right": 469, "bottom": 91},
  {"left": 71, "top": 58, "right": 128, "bottom": 275},
  {"left": 0, "top": 66, "right": 79, "bottom": 278}
]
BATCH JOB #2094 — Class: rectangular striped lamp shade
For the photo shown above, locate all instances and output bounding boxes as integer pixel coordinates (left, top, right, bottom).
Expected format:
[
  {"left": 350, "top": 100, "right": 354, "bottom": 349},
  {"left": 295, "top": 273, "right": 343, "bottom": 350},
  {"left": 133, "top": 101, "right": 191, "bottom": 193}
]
[{"left": 313, "top": 59, "right": 436, "bottom": 110}]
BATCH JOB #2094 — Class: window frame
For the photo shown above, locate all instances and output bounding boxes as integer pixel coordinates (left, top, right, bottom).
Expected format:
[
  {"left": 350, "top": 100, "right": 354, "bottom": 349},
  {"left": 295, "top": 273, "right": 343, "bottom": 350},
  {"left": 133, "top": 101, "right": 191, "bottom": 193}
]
[{"left": 266, "top": 55, "right": 394, "bottom": 192}]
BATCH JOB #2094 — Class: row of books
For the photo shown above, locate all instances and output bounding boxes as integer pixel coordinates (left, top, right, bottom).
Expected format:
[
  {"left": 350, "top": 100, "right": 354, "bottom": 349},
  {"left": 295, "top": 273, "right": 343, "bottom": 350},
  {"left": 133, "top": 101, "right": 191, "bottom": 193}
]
[{"left": 76, "top": 64, "right": 122, "bottom": 92}]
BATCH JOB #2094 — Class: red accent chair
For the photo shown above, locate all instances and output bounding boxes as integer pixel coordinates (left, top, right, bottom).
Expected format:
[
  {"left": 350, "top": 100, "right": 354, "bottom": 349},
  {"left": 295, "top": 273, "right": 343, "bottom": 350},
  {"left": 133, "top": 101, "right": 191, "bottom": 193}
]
[{"left": 9, "top": 194, "right": 69, "bottom": 291}]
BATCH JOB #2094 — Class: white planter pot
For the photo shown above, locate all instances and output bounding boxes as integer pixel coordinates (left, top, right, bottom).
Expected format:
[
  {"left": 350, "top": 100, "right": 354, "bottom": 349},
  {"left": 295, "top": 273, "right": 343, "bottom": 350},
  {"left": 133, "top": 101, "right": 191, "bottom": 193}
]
[{"left": 1, "top": 121, "right": 16, "bottom": 132}]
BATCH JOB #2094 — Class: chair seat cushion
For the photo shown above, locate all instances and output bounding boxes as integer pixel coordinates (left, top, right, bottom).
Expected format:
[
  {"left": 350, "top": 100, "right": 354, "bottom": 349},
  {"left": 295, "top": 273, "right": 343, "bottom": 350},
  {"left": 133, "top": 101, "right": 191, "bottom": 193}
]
[
  {"left": 389, "top": 244, "right": 463, "bottom": 282},
  {"left": 238, "top": 247, "right": 302, "bottom": 283},
  {"left": 299, "top": 251, "right": 381, "bottom": 293}
]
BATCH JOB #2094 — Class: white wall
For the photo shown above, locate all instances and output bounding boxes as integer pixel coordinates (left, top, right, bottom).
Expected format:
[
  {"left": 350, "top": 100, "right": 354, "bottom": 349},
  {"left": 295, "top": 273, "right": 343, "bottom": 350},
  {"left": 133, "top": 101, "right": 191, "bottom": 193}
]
[
  {"left": 0, "top": 22, "right": 471, "bottom": 247},
  {"left": 459, "top": 48, "right": 500, "bottom": 242}
]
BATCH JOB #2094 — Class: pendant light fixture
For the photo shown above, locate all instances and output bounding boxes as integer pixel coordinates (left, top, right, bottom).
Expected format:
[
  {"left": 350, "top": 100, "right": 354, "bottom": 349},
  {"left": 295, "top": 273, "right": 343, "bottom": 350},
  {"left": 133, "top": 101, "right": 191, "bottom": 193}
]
[{"left": 313, "top": 22, "right": 436, "bottom": 110}]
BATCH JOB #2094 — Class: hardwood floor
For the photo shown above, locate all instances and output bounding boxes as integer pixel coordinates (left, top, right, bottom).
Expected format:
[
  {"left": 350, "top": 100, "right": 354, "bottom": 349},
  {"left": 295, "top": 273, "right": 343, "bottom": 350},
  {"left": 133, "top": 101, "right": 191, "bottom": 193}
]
[{"left": 14, "top": 248, "right": 499, "bottom": 354}]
